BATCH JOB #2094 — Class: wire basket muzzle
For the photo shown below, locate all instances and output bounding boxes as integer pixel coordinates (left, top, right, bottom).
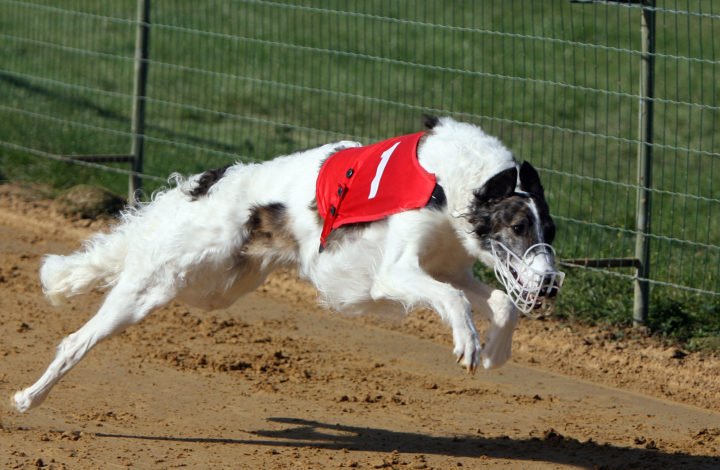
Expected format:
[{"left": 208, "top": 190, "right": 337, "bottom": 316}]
[{"left": 490, "top": 241, "right": 566, "bottom": 317}]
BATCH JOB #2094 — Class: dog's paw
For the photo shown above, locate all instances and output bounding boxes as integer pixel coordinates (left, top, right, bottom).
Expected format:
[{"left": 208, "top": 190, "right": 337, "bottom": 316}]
[
  {"left": 12, "top": 389, "right": 33, "bottom": 413},
  {"left": 480, "top": 290, "right": 518, "bottom": 369},
  {"left": 452, "top": 326, "right": 482, "bottom": 372},
  {"left": 11, "top": 387, "right": 48, "bottom": 413},
  {"left": 480, "top": 333, "right": 512, "bottom": 369}
]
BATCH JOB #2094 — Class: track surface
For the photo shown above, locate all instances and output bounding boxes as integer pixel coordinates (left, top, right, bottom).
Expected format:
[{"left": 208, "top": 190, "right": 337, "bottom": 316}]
[{"left": 1, "top": 185, "right": 719, "bottom": 469}]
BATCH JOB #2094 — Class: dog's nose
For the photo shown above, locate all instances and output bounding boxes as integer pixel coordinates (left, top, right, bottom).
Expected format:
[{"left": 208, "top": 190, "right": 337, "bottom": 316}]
[{"left": 539, "top": 276, "right": 560, "bottom": 298}]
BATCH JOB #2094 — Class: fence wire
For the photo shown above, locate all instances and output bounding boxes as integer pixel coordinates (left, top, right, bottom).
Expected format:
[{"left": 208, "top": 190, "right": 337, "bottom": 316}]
[{"left": 0, "top": 0, "right": 718, "bottom": 304}]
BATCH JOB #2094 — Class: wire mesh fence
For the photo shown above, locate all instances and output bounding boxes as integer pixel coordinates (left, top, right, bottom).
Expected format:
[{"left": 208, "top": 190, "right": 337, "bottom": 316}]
[{"left": 0, "top": 0, "right": 718, "bottom": 316}]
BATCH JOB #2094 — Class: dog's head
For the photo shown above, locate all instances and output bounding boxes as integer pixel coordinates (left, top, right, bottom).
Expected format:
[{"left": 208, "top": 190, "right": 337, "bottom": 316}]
[{"left": 468, "top": 162, "right": 565, "bottom": 315}]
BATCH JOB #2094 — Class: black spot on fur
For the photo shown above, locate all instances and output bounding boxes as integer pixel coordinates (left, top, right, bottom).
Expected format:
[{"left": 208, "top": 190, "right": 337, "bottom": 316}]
[
  {"left": 190, "top": 165, "right": 231, "bottom": 199},
  {"left": 423, "top": 114, "right": 440, "bottom": 129},
  {"left": 243, "top": 203, "right": 298, "bottom": 260},
  {"left": 425, "top": 183, "right": 447, "bottom": 211},
  {"left": 247, "top": 203, "right": 288, "bottom": 237}
]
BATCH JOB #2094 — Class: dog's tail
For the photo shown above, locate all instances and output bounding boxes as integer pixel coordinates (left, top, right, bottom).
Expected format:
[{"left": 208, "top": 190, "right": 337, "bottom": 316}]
[{"left": 40, "top": 229, "right": 129, "bottom": 305}]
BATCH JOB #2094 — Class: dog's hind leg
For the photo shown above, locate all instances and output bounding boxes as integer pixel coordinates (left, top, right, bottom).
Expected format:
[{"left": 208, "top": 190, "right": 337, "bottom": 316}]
[
  {"left": 13, "top": 273, "right": 175, "bottom": 412},
  {"left": 449, "top": 272, "right": 518, "bottom": 370}
]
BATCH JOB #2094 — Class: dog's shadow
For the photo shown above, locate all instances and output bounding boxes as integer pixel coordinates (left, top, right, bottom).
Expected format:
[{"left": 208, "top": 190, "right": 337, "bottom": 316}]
[{"left": 97, "top": 417, "right": 719, "bottom": 469}]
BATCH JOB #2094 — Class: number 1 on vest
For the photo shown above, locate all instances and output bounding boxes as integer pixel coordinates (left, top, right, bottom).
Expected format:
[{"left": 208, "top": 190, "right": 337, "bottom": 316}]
[{"left": 368, "top": 142, "right": 400, "bottom": 199}]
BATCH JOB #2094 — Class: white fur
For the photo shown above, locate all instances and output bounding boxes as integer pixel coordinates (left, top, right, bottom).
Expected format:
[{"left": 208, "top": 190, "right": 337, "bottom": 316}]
[{"left": 13, "top": 118, "right": 521, "bottom": 413}]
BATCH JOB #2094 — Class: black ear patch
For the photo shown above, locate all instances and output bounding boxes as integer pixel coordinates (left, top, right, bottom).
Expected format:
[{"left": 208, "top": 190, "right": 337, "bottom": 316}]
[
  {"left": 474, "top": 167, "right": 517, "bottom": 206},
  {"left": 519, "top": 161, "right": 544, "bottom": 198},
  {"left": 423, "top": 114, "right": 440, "bottom": 130}
]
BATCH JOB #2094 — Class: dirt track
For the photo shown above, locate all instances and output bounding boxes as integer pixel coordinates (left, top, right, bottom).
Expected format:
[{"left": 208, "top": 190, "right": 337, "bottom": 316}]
[{"left": 1, "top": 185, "right": 719, "bottom": 469}]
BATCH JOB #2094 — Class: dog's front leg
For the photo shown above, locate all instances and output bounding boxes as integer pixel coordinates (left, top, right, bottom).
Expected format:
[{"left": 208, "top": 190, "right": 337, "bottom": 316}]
[
  {"left": 450, "top": 272, "right": 518, "bottom": 370},
  {"left": 372, "top": 267, "right": 481, "bottom": 371},
  {"left": 369, "top": 215, "right": 481, "bottom": 371}
]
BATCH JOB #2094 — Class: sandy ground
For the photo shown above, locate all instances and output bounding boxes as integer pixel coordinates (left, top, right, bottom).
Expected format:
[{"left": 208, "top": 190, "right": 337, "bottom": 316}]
[{"left": 1, "top": 184, "right": 719, "bottom": 469}]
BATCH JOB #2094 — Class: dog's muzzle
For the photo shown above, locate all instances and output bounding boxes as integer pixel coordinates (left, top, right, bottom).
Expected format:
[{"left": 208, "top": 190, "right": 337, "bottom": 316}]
[{"left": 490, "top": 241, "right": 565, "bottom": 317}]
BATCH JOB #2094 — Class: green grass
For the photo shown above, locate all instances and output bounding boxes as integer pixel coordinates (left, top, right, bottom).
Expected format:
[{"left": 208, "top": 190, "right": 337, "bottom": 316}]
[
  {"left": 553, "top": 267, "right": 720, "bottom": 350},
  {"left": 1, "top": 0, "right": 718, "bottom": 342}
]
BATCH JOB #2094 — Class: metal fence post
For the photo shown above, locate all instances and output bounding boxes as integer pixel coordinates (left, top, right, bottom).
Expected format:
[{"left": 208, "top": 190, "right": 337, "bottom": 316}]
[
  {"left": 634, "top": 0, "right": 655, "bottom": 327},
  {"left": 129, "top": 0, "right": 150, "bottom": 204}
]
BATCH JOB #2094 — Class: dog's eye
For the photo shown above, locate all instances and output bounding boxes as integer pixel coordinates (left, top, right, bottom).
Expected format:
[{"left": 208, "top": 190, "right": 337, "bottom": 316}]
[{"left": 512, "top": 224, "right": 525, "bottom": 235}]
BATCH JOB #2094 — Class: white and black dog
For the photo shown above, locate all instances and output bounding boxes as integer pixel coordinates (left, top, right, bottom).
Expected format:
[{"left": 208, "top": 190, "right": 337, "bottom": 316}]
[{"left": 13, "top": 116, "right": 563, "bottom": 412}]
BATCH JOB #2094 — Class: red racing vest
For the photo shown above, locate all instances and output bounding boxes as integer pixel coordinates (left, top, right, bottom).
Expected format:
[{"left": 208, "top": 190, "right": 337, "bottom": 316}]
[{"left": 316, "top": 131, "right": 436, "bottom": 248}]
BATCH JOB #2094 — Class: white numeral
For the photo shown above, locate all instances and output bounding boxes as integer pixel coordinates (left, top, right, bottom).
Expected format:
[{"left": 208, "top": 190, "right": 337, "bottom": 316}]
[{"left": 368, "top": 142, "right": 400, "bottom": 199}]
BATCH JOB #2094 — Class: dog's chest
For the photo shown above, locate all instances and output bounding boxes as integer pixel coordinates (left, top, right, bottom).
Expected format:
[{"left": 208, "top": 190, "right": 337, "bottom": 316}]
[{"left": 316, "top": 132, "right": 436, "bottom": 246}]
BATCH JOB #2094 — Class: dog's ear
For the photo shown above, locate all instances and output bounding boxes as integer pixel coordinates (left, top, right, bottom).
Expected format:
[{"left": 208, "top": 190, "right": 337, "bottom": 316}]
[
  {"left": 474, "top": 167, "right": 517, "bottom": 206},
  {"left": 518, "top": 161, "right": 545, "bottom": 198},
  {"left": 423, "top": 114, "right": 440, "bottom": 130}
]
